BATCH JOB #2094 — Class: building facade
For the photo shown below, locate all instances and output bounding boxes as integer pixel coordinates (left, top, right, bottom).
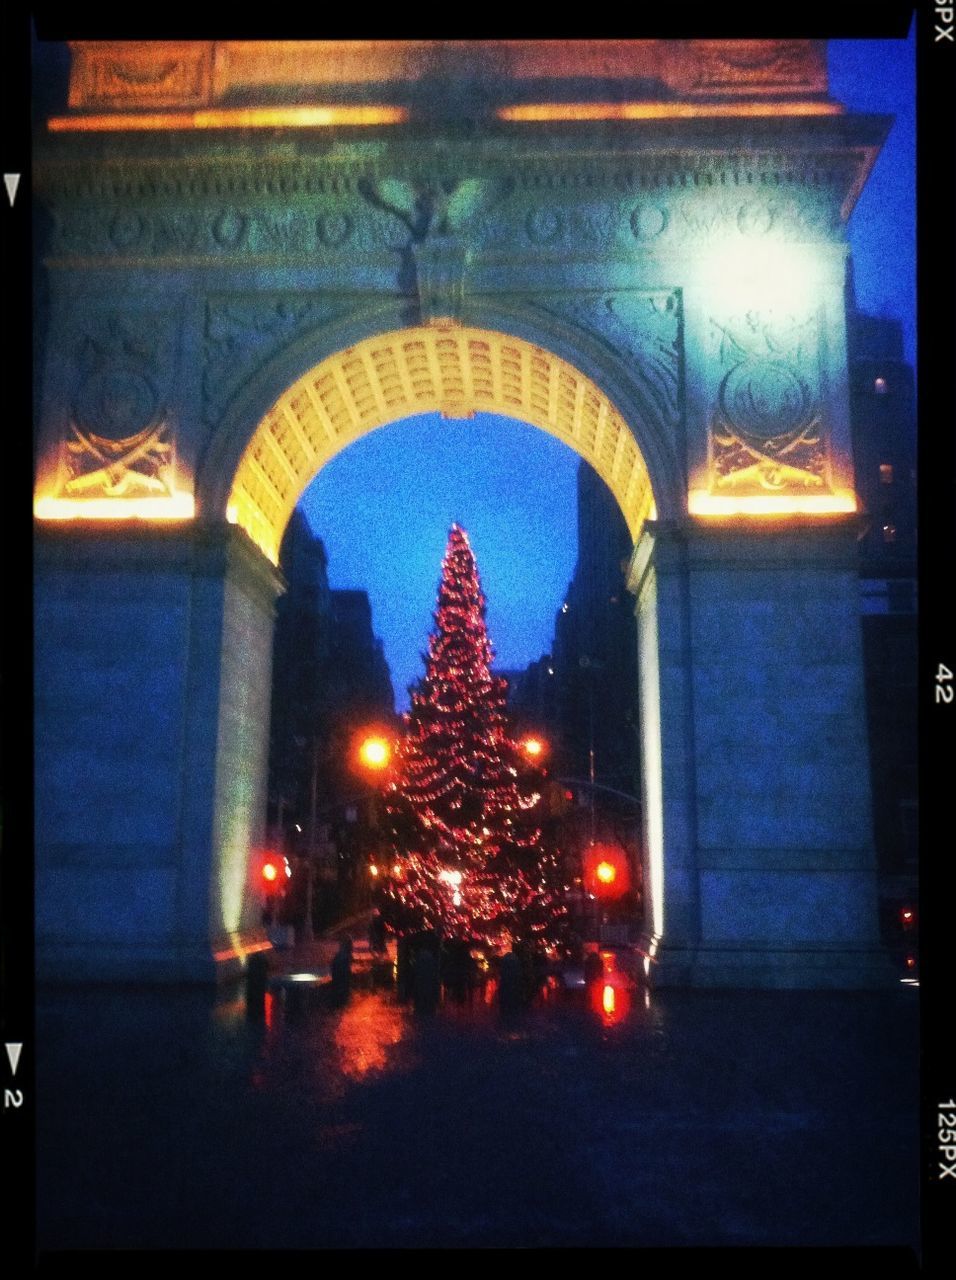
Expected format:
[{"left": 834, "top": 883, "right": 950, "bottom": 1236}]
[
  {"left": 267, "top": 509, "right": 395, "bottom": 885},
  {"left": 846, "top": 309, "right": 918, "bottom": 942}
]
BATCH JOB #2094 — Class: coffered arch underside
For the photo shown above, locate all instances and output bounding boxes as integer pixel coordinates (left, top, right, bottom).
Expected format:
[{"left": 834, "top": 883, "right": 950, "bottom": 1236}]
[{"left": 229, "top": 325, "right": 657, "bottom": 566}]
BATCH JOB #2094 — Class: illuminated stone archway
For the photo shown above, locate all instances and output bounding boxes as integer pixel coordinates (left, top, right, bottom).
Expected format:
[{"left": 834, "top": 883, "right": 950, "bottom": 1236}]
[
  {"left": 229, "top": 326, "right": 655, "bottom": 566},
  {"left": 33, "top": 38, "right": 895, "bottom": 988}
]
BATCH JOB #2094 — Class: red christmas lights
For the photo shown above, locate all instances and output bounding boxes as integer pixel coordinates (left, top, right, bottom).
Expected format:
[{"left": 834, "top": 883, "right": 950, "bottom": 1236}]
[{"left": 380, "top": 525, "right": 568, "bottom": 952}]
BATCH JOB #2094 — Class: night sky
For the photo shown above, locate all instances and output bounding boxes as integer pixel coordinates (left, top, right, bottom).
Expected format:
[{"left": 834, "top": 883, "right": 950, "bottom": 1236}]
[{"left": 302, "top": 31, "right": 916, "bottom": 712}]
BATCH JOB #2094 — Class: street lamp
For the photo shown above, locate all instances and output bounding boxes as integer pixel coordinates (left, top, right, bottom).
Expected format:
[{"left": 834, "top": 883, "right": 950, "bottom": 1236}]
[
  {"left": 519, "top": 734, "right": 547, "bottom": 761},
  {"left": 358, "top": 734, "right": 391, "bottom": 771},
  {"left": 350, "top": 725, "right": 396, "bottom": 777}
]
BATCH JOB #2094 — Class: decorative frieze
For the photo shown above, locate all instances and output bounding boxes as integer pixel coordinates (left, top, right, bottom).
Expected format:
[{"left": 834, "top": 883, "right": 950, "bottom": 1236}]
[
  {"left": 39, "top": 150, "right": 849, "bottom": 265},
  {"left": 39, "top": 150, "right": 856, "bottom": 208},
  {"left": 50, "top": 201, "right": 368, "bottom": 261},
  {"left": 513, "top": 189, "right": 837, "bottom": 254}
]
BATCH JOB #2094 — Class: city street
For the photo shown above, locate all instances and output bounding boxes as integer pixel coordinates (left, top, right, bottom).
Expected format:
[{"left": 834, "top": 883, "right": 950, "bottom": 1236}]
[{"left": 36, "top": 963, "right": 918, "bottom": 1252}]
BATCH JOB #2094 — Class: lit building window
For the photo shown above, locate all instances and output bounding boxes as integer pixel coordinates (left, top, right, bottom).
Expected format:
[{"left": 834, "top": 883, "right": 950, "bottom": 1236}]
[
  {"left": 882, "top": 523, "right": 897, "bottom": 543},
  {"left": 874, "top": 376, "right": 888, "bottom": 394},
  {"left": 879, "top": 463, "right": 894, "bottom": 485}
]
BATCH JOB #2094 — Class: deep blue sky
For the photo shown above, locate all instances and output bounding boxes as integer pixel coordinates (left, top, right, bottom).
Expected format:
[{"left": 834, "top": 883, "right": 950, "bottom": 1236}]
[{"left": 302, "top": 33, "right": 916, "bottom": 711}]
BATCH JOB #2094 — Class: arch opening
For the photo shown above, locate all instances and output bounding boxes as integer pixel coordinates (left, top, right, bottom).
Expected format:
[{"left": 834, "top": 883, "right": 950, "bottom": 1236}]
[{"left": 227, "top": 325, "right": 657, "bottom": 566}]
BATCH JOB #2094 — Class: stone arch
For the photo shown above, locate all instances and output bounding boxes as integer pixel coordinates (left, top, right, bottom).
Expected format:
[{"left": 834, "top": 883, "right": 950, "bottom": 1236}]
[{"left": 200, "top": 310, "right": 680, "bottom": 567}]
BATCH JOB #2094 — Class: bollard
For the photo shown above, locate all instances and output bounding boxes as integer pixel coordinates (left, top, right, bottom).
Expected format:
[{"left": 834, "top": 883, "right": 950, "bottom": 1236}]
[{"left": 245, "top": 950, "right": 269, "bottom": 1019}]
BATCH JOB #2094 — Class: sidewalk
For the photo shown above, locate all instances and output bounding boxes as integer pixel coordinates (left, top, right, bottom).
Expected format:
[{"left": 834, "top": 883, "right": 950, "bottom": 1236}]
[
  {"left": 36, "top": 976, "right": 919, "bottom": 1251},
  {"left": 265, "top": 913, "right": 395, "bottom": 987}
]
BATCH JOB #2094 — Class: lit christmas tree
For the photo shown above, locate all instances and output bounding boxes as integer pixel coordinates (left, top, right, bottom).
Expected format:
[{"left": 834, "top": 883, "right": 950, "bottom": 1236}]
[{"left": 380, "top": 524, "right": 568, "bottom": 952}]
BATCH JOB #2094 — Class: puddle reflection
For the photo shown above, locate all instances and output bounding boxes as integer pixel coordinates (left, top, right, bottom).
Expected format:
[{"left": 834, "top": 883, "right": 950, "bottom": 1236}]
[{"left": 332, "top": 991, "right": 409, "bottom": 1081}]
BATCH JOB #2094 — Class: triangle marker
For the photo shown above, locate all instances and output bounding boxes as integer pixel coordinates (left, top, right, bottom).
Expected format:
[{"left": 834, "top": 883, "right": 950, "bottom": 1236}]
[
  {"left": 5, "top": 1043, "right": 23, "bottom": 1075},
  {"left": 4, "top": 173, "right": 21, "bottom": 207}
]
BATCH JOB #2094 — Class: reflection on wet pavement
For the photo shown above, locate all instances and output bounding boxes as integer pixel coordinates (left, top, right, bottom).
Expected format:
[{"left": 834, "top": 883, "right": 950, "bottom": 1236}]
[
  {"left": 332, "top": 992, "right": 411, "bottom": 1081},
  {"left": 35, "top": 971, "right": 919, "bottom": 1251}
]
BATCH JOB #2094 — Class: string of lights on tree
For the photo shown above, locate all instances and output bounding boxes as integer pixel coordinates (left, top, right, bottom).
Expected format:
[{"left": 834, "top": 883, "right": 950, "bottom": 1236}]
[{"left": 380, "top": 524, "right": 568, "bottom": 952}]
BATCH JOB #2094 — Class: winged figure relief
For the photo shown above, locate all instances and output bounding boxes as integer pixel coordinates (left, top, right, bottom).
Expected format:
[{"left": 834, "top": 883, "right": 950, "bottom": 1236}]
[{"left": 358, "top": 177, "right": 511, "bottom": 242}]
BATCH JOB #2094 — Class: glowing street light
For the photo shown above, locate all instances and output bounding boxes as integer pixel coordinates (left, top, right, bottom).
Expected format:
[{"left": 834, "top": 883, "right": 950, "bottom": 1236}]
[
  {"left": 359, "top": 735, "right": 391, "bottom": 769},
  {"left": 519, "top": 734, "right": 549, "bottom": 765},
  {"left": 350, "top": 726, "right": 395, "bottom": 778}
]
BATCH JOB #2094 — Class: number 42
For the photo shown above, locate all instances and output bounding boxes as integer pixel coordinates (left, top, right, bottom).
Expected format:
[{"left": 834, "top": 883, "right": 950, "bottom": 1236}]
[{"left": 937, "top": 664, "right": 953, "bottom": 704}]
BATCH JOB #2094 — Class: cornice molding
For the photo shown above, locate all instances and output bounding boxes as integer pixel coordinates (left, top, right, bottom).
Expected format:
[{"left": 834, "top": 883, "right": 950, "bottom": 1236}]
[{"left": 34, "top": 142, "right": 866, "bottom": 203}]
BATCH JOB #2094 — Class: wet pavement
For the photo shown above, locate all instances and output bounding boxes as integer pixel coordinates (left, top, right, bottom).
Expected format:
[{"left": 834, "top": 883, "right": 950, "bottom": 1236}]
[{"left": 35, "top": 956, "right": 919, "bottom": 1252}]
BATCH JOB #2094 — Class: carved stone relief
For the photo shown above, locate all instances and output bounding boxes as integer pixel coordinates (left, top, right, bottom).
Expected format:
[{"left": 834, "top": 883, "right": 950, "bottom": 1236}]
[
  {"left": 674, "top": 192, "right": 835, "bottom": 243},
  {"left": 73, "top": 42, "right": 212, "bottom": 110},
  {"left": 50, "top": 201, "right": 364, "bottom": 260},
  {"left": 512, "top": 189, "right": 835, "bottom": 253},
  {"left": 523, "top": 201, "right": 620, "bottom": 247},
  {"left": 43, "top": 159, "right": 842, "bottom": 264},
  {"left": 684, "top": 40, "right": 826, "bottom": 93},
  {"left": 357, "top": 177, "right": 511, "bottom": 320},
  {"left": 707, "top": 309, "right": 827, "bottom": 493},
  {"left": 61, "top": 314, "right": 178, "bottom": 499},
  {"left": 202, "top": 296, "right": 343, "bottom": 426},
  {"left": 530, "top": 290, "right": 682, "bottom": 431}
]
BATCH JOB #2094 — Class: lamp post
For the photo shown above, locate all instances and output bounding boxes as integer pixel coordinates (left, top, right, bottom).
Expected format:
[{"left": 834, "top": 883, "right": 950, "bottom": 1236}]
[{"left": 578, "top": 654, "right": 605, "bottom": 846}]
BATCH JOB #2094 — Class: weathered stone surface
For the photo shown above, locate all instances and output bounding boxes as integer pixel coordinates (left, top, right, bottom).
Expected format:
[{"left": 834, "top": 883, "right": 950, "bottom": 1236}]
[{"left": 35, "top": 525, "right": 281, "bottom": 982}]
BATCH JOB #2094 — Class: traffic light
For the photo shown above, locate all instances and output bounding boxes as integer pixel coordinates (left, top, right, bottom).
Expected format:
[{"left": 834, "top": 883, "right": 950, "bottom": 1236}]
[
  {"left": 583, "top": 842, "right": 630, "bottom": 900},
  {"left": 260, "top": 852, "right": 290, "bottom": 896}
]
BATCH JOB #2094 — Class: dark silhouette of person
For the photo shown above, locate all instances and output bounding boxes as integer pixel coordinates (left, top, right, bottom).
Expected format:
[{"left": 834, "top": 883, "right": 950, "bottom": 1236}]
[
  {"left": 413, "top": 943, "right": 440, "bottom": 1015},
  {"left": 368, "top": 909, "right": 388, "bottom": 956},
  {"left": 329, "top": 934, "right": 353, "bottom": 1006},
  {"left": 498, "top": 948, "right": 524, "bottom": 1013},
  {"left": 442, "top": 938, "right": 471, "bottom": 1006}
]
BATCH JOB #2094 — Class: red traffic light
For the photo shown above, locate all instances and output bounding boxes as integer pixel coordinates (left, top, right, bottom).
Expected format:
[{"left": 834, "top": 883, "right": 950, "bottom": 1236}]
[
  {"left": 583, "top": 843, "right": 630, "bottom": 899},
  {"left": 260, "top": 853, "right": 289, "bottom": 893}
]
